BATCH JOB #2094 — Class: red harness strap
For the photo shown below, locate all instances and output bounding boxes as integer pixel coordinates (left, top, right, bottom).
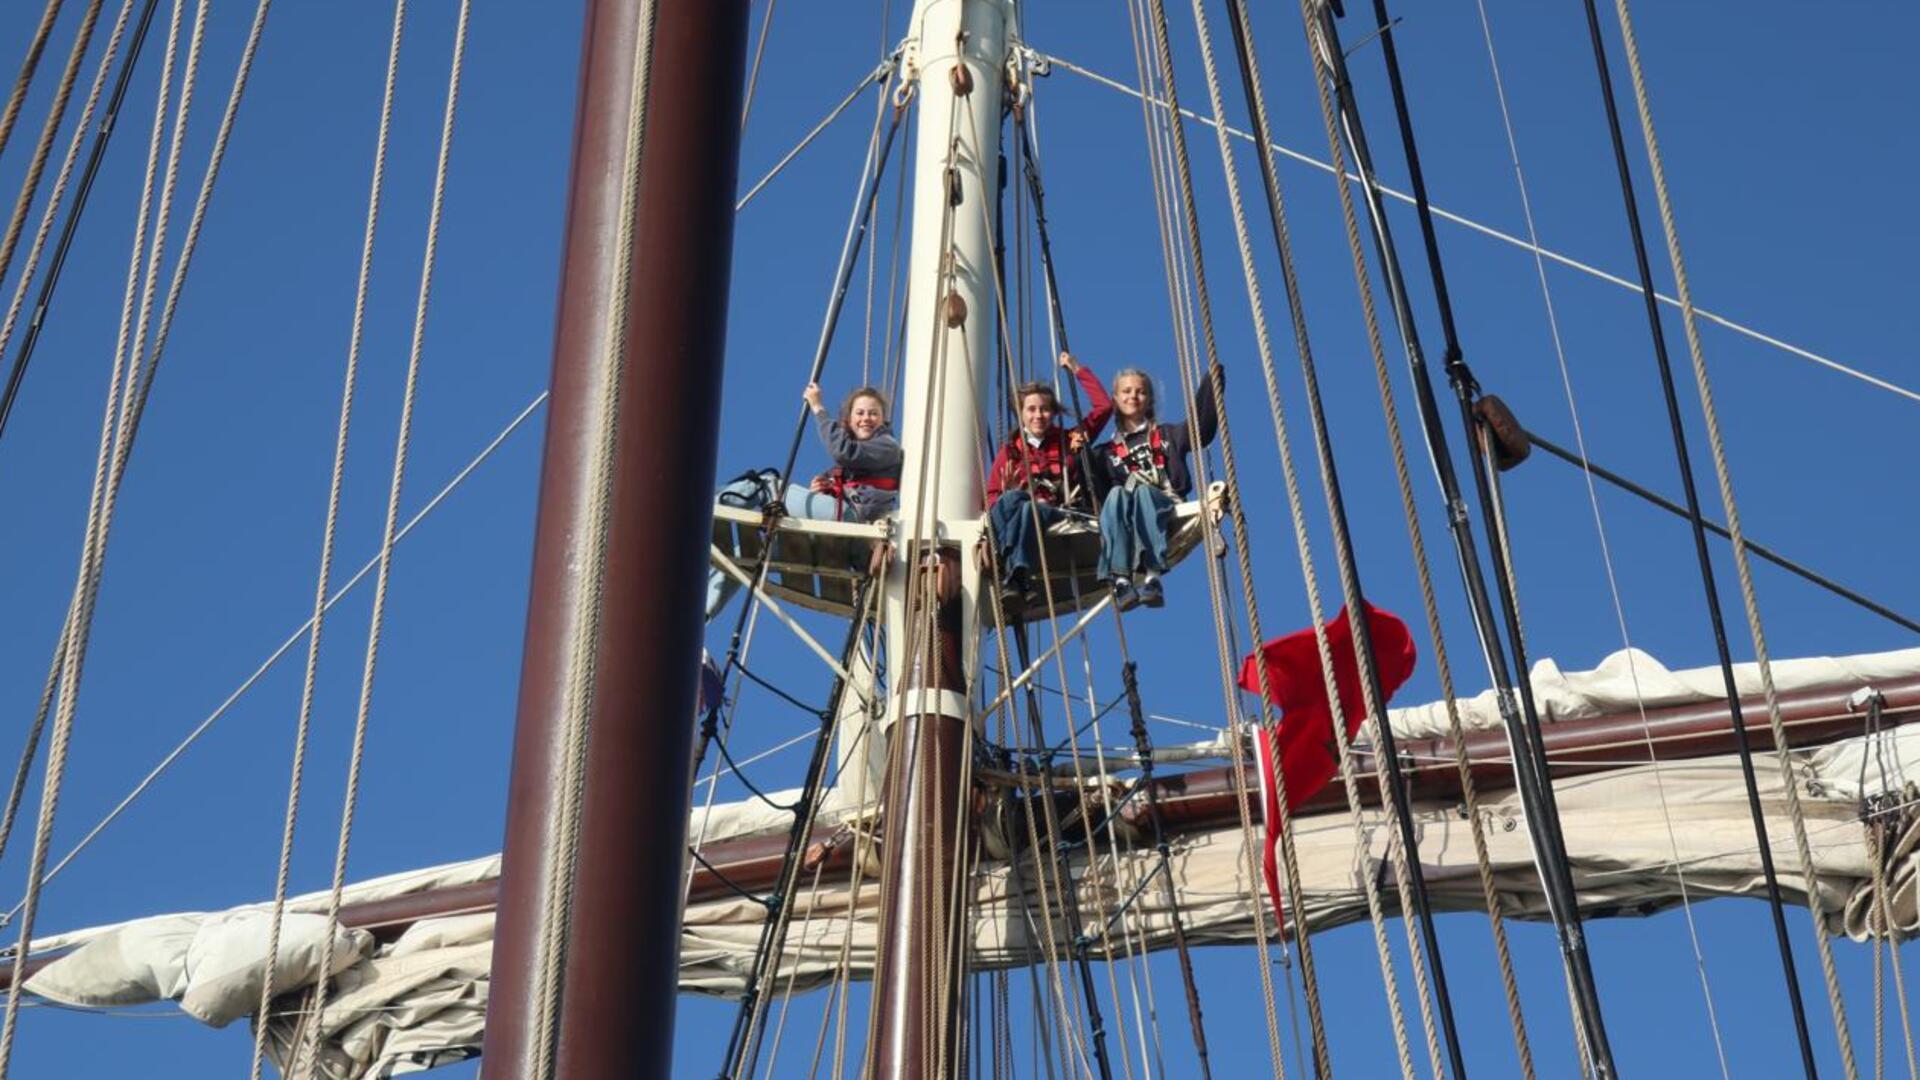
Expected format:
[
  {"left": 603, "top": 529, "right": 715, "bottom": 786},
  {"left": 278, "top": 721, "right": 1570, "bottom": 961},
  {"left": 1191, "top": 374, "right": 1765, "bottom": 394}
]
[
  {"left": 822, "top": 470, "right": 899, "bottom": 519},
  {"left": 1108, "top": 424, "right": 1168, "bottom": 480}
]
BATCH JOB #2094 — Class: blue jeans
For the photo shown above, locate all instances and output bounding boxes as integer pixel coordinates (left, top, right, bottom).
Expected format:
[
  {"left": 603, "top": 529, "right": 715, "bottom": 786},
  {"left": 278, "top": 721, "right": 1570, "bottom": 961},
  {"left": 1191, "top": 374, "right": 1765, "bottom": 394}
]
[
  {"left": 1097, "top": 483, "right": 1175, "bottom": 581},
  {"left": 988, "top": 489, "right": 1065, "bottom": 584},
  {"left": 707, "top": 477, "right": 842, "bottom": 621}
]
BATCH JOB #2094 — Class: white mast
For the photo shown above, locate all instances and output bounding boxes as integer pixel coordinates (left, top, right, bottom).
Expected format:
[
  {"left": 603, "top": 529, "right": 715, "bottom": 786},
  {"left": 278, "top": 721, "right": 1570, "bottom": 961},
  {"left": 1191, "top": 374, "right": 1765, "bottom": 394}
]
[
  {"left": 867, "top": 1, "right": 1016, "bottom": 1074},
  {"left": 884, "top": 0, "right": 1016, "bottom": 700}
]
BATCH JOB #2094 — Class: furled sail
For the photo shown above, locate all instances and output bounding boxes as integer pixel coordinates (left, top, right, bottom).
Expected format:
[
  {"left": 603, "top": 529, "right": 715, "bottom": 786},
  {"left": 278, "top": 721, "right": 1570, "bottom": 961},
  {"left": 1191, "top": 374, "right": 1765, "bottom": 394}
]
[{"left": 13, "top": 647, "right": 1919, "bottom": 1077}]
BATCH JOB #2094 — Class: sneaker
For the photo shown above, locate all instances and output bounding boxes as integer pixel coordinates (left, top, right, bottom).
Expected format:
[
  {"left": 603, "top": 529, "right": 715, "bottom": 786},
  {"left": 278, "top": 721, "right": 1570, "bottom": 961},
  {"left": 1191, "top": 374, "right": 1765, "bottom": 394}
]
[
  {"left": 1137, "top": 573, "right": 1165, "bottom": 609},
  {"left": 1111, "top": 576, "right": 1140, "bottom": 612}
]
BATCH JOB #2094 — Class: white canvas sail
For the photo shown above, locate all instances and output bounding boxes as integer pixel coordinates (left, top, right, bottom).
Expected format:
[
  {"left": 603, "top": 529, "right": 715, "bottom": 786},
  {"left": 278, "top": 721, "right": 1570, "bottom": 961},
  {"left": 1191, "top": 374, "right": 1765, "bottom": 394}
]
[{"left": 14, "top": 646, "right": 1920, "bottom": 1077}]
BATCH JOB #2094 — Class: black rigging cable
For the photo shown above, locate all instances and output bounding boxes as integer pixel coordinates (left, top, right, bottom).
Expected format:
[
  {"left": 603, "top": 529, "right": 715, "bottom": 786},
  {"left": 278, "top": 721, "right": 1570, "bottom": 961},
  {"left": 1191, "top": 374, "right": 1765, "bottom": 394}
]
[
  {"left": 1122, "top": 661, "right": 1213, "bottom": 1078},
  {"left": 718, "top": 581, "right": 875, "bottom": 1080},
  {"left": 1312, "top": 0, "right": 1620, "bottom": 1070},
  {"left": 1573, "top": 0, "right": 1819, "bottom": 1071},
  {"left": 1524, "top": 430, "right": 1920, "bottom": 636},
  {"left": 0, "top": 0, "right": 163, "bottom": 449}
]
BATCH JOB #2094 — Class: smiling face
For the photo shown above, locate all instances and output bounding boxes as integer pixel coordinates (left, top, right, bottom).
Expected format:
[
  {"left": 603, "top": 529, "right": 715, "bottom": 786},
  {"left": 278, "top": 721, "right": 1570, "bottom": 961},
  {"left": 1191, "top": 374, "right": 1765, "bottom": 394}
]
[
  {"left": 1114, "top": 373, "right": 1153, "bottom": 424},
  {"left": 847, "top": 394, "right": 886, "bottom": 440},
  {"left": 1020, "top": 391, "right": 1057, "bottom": 439}
]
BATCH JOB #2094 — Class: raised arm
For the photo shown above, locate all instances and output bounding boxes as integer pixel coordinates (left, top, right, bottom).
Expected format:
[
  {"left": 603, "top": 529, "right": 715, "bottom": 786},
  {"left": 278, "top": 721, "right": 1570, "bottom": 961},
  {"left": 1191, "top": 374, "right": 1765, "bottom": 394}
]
[
  {"left": 1068, "top": 358, "right": 1112, "bottom": 438},
  {"left": 1188, "top": 363, "right": 1223, "bottom": 448}
]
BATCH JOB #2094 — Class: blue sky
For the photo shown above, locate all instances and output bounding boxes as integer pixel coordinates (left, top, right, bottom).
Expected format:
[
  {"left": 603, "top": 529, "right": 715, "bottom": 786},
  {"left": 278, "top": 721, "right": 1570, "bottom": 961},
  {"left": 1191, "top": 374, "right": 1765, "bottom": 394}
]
[{"left": 0, "top": 0, "right": 1914, "bottom": 1077}]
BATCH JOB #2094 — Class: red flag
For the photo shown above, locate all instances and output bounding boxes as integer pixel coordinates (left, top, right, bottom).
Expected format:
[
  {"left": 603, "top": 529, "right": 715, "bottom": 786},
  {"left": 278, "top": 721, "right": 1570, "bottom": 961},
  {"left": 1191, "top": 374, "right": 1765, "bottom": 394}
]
[{"left": 1237, "top": 604, "right": 1416, "bottom": 933}]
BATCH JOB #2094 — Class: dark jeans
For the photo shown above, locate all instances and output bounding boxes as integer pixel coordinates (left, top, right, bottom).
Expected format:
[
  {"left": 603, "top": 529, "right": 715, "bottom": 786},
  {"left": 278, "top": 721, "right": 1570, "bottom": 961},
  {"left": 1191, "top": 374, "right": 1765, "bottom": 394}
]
[{"left": 988, "top": 489, "right": 1065, "bottom": 584}]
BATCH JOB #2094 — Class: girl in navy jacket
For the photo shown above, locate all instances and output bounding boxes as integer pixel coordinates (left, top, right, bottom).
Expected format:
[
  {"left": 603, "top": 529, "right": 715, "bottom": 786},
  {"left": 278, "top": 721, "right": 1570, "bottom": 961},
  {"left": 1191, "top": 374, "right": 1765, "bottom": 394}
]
[{"left": 1088, "top": 364, "right": 1220, "bottom": 609}]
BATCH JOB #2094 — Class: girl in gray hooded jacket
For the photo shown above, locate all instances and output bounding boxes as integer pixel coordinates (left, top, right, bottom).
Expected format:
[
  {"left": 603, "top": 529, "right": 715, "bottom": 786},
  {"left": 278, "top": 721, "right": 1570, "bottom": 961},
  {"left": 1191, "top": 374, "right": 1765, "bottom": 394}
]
[{"left": 707, "top": 384, "right": 901, "bottom": 620}]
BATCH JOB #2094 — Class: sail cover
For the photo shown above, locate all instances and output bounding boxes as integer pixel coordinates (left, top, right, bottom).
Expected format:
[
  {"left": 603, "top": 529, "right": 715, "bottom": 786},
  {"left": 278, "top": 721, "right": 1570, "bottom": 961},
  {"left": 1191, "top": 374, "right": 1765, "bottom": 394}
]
[{"left": 15, "top": 647, "right": 1920, "bottom": 1077}]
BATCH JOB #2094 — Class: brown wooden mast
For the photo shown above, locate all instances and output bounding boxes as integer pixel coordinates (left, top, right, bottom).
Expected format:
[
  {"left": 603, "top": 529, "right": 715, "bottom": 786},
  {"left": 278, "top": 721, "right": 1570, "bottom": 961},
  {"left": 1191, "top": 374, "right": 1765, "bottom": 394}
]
[
  {"left": 869, "top": 553, "right": 971, "bottom": 1077},
  {"left": 478, "top": 2, "right": 749, "bottom": 1078}
]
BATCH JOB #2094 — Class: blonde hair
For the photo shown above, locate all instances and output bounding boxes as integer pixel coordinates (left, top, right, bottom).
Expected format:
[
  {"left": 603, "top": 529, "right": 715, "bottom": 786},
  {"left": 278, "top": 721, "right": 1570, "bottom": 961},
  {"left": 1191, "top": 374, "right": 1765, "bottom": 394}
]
[{"left": 1112, "top": 367, "right": 1156, "bottom": 422}]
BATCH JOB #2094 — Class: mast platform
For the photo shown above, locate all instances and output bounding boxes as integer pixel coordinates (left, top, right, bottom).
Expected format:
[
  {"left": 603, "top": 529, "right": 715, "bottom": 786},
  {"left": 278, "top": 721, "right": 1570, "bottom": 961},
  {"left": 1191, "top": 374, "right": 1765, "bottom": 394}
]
[{"left": 711, "top": 482, "right": 1226, "bottom": 620}]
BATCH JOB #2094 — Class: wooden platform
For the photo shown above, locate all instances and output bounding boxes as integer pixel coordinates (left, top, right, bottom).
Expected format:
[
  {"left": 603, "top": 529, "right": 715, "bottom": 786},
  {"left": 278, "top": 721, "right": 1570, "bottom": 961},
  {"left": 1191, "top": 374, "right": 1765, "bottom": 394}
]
[{"left": 710, "top": 483, "right": 1224, "bottom": 622}]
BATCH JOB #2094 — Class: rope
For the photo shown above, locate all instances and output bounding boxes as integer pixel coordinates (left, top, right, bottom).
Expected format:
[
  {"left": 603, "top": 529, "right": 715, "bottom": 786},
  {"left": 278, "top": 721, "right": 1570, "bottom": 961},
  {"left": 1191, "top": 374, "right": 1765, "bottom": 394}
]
[
  {"left": 1524, "top": 432, "right": 1920, "bottom": 636},
  {"left": 1039, "top": 52, "right": 1920, "bottom": 410},
  {"left": 1866, "top": 805, "right": 1918, "bottom": 1078},
  {"left": 0, "top": 0, "right": 164, "bottom": 448},
  {"left": 1298, "top": 10, "right": 1541, "bottom": 1070},
  {"left": 735, "top": 59, "right": 892, "bottom": 212},
  {"left": 1609, "top": 7, "right": 1858, "bottom": 1067},
  {"left": 0, "top": 0, "right": 143, "bottom": 865},
  {"left": 1121, "top": 0, "right": 1297, "bottom": 1068},
  {"left": 1128, "top": 0, "right": 1359, "bottom": 1068},
  {"left": 0, "top": 0, "right": 258, "bottom": 1065},
  {"left": 247, "top": 4, "right": 405, "bottom": 1074},
  {"left": 0, "top": 391, "right": 543, "bottom": 928},
  {"left": 1302, "top": 0, "right": 1630, "bottom": 1068},
  {"left": 969, "top": 86, "right": 1140, "bottom": 1080},
  {"left": 0, "top": 0, "right": 132, "bottom": 370},
  {"left": 0, "top": 0, "right": 66, "bottom": 167},
  {"left": 1187, "top": 0, "right": 1454, "bottom": 1072},
  {"left": 0, "top": 0, "right": 102, "bottom": 301},
  {"left": 1579, "top": 0, "right": 1850, "bottom": 1071},
  {"left": 1120, "top": 2, "right": 1305, "bottom": 1073},
  {"left": 737, "top": 0, "right": 777, "bottom": 133},
  {"left": 724, "top": 587, "right": 877, "bottom": 1077},
  {"left": 0, "top": 0, "right": 175, "bottom": 897},
  {"left": 295, "top": 6, "right": 467, "bottom": 1075},
  {"left": 116, "top": 0, "right": 276, "bottom": 462}
]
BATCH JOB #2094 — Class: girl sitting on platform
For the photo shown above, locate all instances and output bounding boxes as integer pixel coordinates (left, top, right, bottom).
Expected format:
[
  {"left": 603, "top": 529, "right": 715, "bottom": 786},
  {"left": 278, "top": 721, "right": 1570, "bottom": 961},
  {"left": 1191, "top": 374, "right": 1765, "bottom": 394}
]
[
  {"left": 1090, "top": 364, "right": 1220, "bottom": 611},
  {"left": 984, "top": 352, "right": 1112, "bottom": 610},
  {"left": 707, "top": 383, "right": 901, "bottom": 621}
]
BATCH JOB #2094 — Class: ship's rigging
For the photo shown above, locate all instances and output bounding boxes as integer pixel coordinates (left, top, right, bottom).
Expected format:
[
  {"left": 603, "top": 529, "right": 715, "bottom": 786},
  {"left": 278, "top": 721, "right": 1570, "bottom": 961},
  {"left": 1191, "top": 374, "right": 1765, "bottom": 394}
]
[{"left": 0, "top": 1, "right": 1916, "bottom": 1078}]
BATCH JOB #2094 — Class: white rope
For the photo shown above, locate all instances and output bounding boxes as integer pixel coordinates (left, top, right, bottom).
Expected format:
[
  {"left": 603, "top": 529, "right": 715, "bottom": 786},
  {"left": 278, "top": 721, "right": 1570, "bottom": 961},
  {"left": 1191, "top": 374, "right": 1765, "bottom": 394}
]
[
  {"left": 1608, "top": 1, "right": 1859, "bottom": 1073},
  {"left": 126, "top": 0, "right": 204, "bottom": 418},
  {"left": 1469, "top": 1, "right": 1729, "bottom": 1073},
  {"left": 737, "top": 0, "right": 778, "bottom": 133},
  {"left": 0, "top": 390, "right": 545, "bottom": 926},
  {"left": 293, "top": 4, "right": 469, "bottom": 1075},
  {"left": 115, "top": 0, "right": 274, "bottom": 451},
  {"left": 736, "top": 59, "right": 892, "bottom": 212},
  {"left": 1042, "top": 52, "right": 1919, "bottom": 408},
  {"left": 246, "top": 3, "right": 405, "bottom": 1076}
]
